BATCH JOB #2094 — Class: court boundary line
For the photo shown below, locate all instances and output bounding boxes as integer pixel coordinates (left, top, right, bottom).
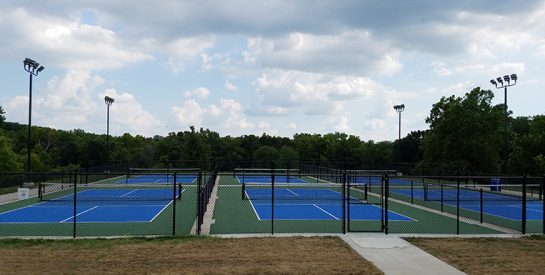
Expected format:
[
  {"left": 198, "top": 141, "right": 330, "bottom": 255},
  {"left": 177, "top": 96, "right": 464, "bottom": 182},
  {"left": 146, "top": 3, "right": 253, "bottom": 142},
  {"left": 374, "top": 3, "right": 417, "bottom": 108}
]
[
  {"left": 245, "top": 190, "right": 262, "bottom": 221},
  {"left": 59, "top": 206, "right": 98, "bottom": 223},
  {"left": 312, "top": 204, "right": 339, "bottom": 220}
]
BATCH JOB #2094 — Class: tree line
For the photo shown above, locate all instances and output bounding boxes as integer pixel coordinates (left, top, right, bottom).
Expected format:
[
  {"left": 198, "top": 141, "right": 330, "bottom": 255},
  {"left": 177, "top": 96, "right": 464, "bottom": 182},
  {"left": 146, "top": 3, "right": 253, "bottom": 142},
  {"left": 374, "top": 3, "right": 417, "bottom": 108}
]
[{"left": 0, "top": 87, "right": 544, "bottom": 175}]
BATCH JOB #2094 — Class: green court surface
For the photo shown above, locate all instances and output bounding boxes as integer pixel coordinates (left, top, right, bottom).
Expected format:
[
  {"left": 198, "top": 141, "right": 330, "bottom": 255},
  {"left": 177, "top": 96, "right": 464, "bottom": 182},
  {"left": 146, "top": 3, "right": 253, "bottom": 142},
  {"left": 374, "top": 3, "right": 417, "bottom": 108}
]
[{"left": 210, "top": 175, "right": 500, "bottom": 234}]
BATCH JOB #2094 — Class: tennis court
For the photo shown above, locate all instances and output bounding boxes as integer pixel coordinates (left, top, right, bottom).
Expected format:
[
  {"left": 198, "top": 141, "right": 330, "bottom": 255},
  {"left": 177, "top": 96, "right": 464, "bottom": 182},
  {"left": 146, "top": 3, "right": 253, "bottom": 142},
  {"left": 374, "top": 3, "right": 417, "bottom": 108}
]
[
  {"left": 245, "top": 186, "right": 413, "bottom": 221},
  {"left": 0, "top": 187, "right": 182, "bottom": 223},
  {"left": 391, "top": 187, "right": 544, "bottom": 221}
]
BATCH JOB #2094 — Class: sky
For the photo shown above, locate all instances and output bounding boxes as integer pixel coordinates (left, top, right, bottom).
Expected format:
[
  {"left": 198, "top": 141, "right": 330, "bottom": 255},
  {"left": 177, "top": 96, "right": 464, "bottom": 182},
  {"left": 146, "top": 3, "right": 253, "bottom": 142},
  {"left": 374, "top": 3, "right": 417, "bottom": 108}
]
[{"left": 1, "top": 1, "right": 544, "bottom": 141}]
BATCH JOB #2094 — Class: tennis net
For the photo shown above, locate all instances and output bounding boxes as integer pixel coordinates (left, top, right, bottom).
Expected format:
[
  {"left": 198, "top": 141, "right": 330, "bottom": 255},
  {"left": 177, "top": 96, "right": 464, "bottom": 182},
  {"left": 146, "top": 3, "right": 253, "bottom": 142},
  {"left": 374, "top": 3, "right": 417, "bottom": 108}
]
[
  {"left": 423, "top": 183, "right": 542, "bottom": 202},
  {"left": 38, "top": 182, "right": 183, "bottom": 202},
  {"left": 242, "top": 182, "right": 367, "bottom": 202}
]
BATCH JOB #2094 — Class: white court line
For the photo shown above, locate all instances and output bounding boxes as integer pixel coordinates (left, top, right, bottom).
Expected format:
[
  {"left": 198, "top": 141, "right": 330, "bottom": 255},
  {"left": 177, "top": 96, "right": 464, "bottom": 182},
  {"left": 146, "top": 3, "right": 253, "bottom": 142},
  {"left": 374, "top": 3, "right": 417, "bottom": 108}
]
[
  {"left": 59, "top": 206, "right": 99, "bottom": 223},
  {"left": 120, "top": 189, "right": 138, "bottom": 197},
  {"left": 245, "top": 190, "right": 262, "bottom": 221},
  {"left": 312, "top": 204, "right": 339, "bottom": 220},
  {"left": 286, "top": 188, "right": 299, "bottom": 196},
  {"left": 0, "top": 201, "right": 47, "bottom": 215},
  {"left": 148, "top": 188, "right": 185, "bottom": 222}
]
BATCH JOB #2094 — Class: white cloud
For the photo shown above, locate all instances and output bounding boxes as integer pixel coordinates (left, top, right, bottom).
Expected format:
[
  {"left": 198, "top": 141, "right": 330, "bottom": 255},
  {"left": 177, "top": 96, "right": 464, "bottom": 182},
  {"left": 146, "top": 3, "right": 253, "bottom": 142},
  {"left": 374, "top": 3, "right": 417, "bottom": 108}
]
[
  {"left": 100, "top": 89, "right": 163, "bottom": 135},
  {"left": 288, "top": 122, "right": 297, "bottom": 130},
  {"left": 244, "top": 31, "right": 402, "bottom": 76},
  {"left": 247, "top": 70, "right": 387, "bottom": 116},
  {"left": 171, "top": 99, "right": 204, "bottom": 127},
  {"left": 0, "top": 8, "right": 153, "bottom": 71},
  {"left": 224, "top": 80, "right": 238, "bottom": 91},
  {"left": 364, "top": 119, "right": 386, "bottom": 130},
  {"left": 184, "top": 87, "right": 210, "bottom": 99},
  {"left": 329, "top": 116, "right": 350, "bottom": 132}
]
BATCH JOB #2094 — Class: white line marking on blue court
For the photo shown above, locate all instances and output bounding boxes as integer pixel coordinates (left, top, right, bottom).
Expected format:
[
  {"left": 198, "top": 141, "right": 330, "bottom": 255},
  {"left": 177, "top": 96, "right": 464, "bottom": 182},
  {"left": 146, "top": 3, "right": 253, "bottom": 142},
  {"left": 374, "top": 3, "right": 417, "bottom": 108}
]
[
  {"left": 245, "top": 191, "right": 262, "bottom": 220},
  {"left": 59, "top": 206, "right": 99, "bottom": 223},
  {"left": 286, "top": 189, "right": 299, "bottom": 196},
  {"left": 120, "top": 190, "right": 138, "bottom": 197},
  {"left": 312, "top": 204, "right": 339, "bottom": 220}
]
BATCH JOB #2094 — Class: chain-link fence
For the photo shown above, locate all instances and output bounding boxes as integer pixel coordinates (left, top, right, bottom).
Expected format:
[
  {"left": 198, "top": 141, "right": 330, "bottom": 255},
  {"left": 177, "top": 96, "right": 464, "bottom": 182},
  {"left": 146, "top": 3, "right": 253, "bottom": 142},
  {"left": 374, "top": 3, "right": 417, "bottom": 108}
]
[{"left": 0, "top": 162, "right": 543, "bottom": 237}]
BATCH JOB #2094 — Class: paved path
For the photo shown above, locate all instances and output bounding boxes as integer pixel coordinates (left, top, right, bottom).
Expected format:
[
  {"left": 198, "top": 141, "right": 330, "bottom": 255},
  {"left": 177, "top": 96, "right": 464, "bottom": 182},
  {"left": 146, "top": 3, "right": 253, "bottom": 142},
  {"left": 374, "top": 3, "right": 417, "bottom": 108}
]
[{"left": 342, "top": 233, "right": 466, "bottom": 275}]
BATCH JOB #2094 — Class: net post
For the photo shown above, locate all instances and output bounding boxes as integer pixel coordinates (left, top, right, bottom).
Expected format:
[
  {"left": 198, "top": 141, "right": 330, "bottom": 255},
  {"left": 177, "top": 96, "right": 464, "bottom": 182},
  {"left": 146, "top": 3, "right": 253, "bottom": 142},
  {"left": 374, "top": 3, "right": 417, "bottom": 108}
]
[
  {"left": 522, "top": 175, "right": 527, "bottom": 234},
  {"left": 410, "top": 180, "right": 414, "bottom": 204},
  {"left": 423, "top": 177, "right": 428, "bottom": 201},
  {"left": 342, "top": 172, "right": 346, "bottom": 234},
  {"left": 287, "top": 161, "right": 291, "bottom": 184},
  {"left": 172, "top": 172, "right": 177, "bottom": 235},
  {"left": 38, "top": 182, "right": 42, "bottom": 201},
  {"left": 384, "top": 173, "right": 389, "bottom": 235},
  {"left": 480, "top": 188, "right": 483, "bottom": 223},
  {"left": 73, "top": 169, "right": 77, "bottom": 239},
  {"left": 440, "top": 183, "right": 444, "bottom": 212}
]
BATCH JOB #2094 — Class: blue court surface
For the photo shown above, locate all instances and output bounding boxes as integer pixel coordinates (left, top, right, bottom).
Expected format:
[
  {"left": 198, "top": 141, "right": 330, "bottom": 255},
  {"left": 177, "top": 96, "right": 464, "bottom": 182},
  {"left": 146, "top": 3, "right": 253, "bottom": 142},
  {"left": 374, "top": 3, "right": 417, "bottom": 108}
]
[
  {"left": 392, "top": 188, "right": 544, "bottom": 221},
  {"left": 0, "top": 189, "right": 181, "bottom": 223},
  {"left": 236, "top": 175, "right": 306, "bottom": 184},
  {"left": 121, "top": 174, "right": 197, "bottom": 184},
  {"left": 246, "top": 188, "right": 413, "bottom": 221}
]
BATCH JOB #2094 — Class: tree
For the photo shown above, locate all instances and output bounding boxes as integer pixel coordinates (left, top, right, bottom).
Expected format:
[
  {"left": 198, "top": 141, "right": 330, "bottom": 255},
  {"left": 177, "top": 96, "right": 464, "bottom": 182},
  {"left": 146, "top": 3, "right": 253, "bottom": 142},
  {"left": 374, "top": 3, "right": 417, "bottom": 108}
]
[
  {"left": 0, "top": 133, "right": 22, "bottom": 172},
  {"left": 421, "top": 87, "right": 504, "bottom": 174},
  {"left": 0, "top": 106, "right": 5, "bottom": 128},
  {"left": 253, "top": 145, "right": 279, "bottom": 163}
]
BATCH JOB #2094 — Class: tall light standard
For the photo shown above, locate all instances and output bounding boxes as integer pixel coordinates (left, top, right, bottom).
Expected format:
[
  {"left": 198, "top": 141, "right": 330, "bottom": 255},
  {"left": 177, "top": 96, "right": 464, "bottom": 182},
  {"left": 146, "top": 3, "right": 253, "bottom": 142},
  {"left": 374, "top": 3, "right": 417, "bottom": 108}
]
[
  {"left": 393, "top": 104, "right": 405, "bottom": 140},
  {"left": 490, "top": 74, "right": 517, "bottom": 174},
  {"left": 104, "top": 96, "right": 115, "bottom": 163},
  {"left": 23, "top": 58, "right": 45, "bottom": 183}
]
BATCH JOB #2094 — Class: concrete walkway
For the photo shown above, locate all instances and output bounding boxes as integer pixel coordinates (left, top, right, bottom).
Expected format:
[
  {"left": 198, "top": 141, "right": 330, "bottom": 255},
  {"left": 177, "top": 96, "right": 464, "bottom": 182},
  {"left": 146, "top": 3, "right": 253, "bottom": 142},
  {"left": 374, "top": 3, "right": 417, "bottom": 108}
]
[{"left": 342, "top": 233, "right": 465, "bottom": 275}]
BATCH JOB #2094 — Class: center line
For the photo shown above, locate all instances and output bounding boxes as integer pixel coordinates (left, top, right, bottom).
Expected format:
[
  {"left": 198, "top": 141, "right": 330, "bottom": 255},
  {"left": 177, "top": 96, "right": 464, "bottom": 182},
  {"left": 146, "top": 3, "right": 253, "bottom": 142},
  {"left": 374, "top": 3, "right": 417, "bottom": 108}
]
[
  {"left": 60, "top": 206, "right": 99, "bottom": 223},
  {"left": 313, "top": 204, "right": 339, "bottom": 220}
]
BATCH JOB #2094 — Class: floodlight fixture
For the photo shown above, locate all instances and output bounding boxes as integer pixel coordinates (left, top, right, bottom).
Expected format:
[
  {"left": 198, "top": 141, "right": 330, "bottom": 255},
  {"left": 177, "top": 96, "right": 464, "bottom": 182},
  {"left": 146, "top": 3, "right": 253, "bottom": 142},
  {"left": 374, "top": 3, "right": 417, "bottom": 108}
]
[
  {"left": 503, "top": 75, "right": 510, "bottom": 84},
  {"left": 104, "top": 96, "right": 115, "bottom": 106},
  {"left": 510, "top": 74, "right": 517, "bottom": 82},
  {"left": 23, "top": 58, "right": 44, "bottom": 76},
  {"left": 496, "top": 77, "right": 503, "bottom": 84},
  {"left": 490, "top": 79, "right": 497, "bottom": 86},
  {"left": 393, "top": 104, "right": 405, "bottom": 140}
]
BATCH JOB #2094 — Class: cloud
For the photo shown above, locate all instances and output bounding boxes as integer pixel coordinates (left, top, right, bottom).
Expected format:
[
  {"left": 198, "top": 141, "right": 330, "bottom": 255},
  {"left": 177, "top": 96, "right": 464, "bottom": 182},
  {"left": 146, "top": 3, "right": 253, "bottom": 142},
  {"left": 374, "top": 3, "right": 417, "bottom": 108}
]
[
  {"left": 0, "top": 7, "right": 153, "bottom": 71},
  {"left": 246, "top": 70, "right": 388, "bottom": 116},
  {"left": 244, "top": 31, "right": 402, "bottom": 76},
  {"left": 170, "top": 97, "right": 254, "bottom": 132},
  {"left": 5, "top": 71, "right": 163, "bottom": 136},
  {"left": 329, "top": 116, "right": 350, "bottom": 132},
  {"left": 100, "top": 89, "right": 163, "bottom": 135},
  {"left": 184, "top": 87, "right": 210, "bottom": 99},
  {"left": 224, "top": 80, "right": 238, "bottom": 91},
  {"left": 171, "top": 99, "right": 204, "bottom": 127}
]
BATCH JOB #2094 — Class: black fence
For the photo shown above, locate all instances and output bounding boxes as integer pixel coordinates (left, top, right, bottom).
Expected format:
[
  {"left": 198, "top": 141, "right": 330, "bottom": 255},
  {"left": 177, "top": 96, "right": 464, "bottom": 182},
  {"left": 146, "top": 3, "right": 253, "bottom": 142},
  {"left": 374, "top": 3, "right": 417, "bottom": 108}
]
[
  {"left": 0, "top": 164, "right": 543, "bottom": 237},
  {"left": 0, "top": 169, "right": 217, "bottom": 238}
]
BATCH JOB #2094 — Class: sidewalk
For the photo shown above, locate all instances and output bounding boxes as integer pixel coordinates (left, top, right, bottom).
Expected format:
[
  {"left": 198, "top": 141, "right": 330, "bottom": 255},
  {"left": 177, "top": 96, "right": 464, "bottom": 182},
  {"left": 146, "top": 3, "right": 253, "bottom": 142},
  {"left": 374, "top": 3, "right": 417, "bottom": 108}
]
[{"left": 341, "top": 233, "right": 465, "bottom": 275}]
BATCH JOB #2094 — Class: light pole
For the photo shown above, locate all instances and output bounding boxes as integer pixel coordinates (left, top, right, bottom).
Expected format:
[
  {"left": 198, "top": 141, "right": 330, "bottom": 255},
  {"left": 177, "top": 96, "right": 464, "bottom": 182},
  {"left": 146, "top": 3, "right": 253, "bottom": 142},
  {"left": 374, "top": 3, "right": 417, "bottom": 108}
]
[
  {"left": 104, "top": 96, "right": 115, "bottom": 163},
  {"left": 490, "top": 74, "right": 517, "bottom": 174},
  {"left": 23, "top": 58, "right": 45, "bottom": 184},
  {"left": 393, "top": 104, "right": 405, "bottom": 140}
]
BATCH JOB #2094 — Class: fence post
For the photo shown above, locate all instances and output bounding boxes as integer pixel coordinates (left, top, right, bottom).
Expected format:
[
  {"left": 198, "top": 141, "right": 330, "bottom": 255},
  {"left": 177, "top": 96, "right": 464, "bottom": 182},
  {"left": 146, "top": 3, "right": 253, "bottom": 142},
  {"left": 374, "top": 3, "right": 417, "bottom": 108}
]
[
  {"left": 522, "top": 176, "right": 527, "bottom": 234},
  {"left": 456, "top": 176, "right": 460, "bottom": 235},
  {"left": 271, "top": 167, "right": 275, "bottom": 235},
  {"left": 410, "top": 180, "right": 414, "bottom": 204},
  {"left": 172, "top": 172, "right": 177, "bottom": 235},
  {"left": 342, "top": 172, "right": 346, "bottom": 234},
  {"left": 73, "top": 169, "right": 77, "bottom": 238},
  {"left": 196, "top": 172, "right": 202, "bottom": 235},
  {"left": 480, "top": 188, "right": 483, "bottom": 223},
  {"left": 384, "top": 174, "right": 389, "bottom": 235}
]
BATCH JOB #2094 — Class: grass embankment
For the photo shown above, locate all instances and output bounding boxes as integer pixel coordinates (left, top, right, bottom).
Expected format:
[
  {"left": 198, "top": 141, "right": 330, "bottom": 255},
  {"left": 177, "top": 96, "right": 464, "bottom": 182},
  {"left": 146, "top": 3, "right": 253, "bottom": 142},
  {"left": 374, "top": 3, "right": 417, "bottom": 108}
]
[
  {"left": 406, "top": 235, "right": 545, "bottom": 274},
  {"left": 0, "top": 236, "right": 381, "bottom": 274}
]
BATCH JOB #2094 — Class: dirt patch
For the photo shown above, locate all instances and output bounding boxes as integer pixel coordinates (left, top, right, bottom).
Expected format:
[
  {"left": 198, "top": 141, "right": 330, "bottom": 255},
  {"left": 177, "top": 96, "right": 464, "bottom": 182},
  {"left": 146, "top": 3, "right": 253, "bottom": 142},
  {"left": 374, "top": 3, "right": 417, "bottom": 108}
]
[
  {"left": 0, "top": 236, "right": 381, "bottom": 274},
  {"left": 406, "top": 236, "right": 545, "bottom": 274}
]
